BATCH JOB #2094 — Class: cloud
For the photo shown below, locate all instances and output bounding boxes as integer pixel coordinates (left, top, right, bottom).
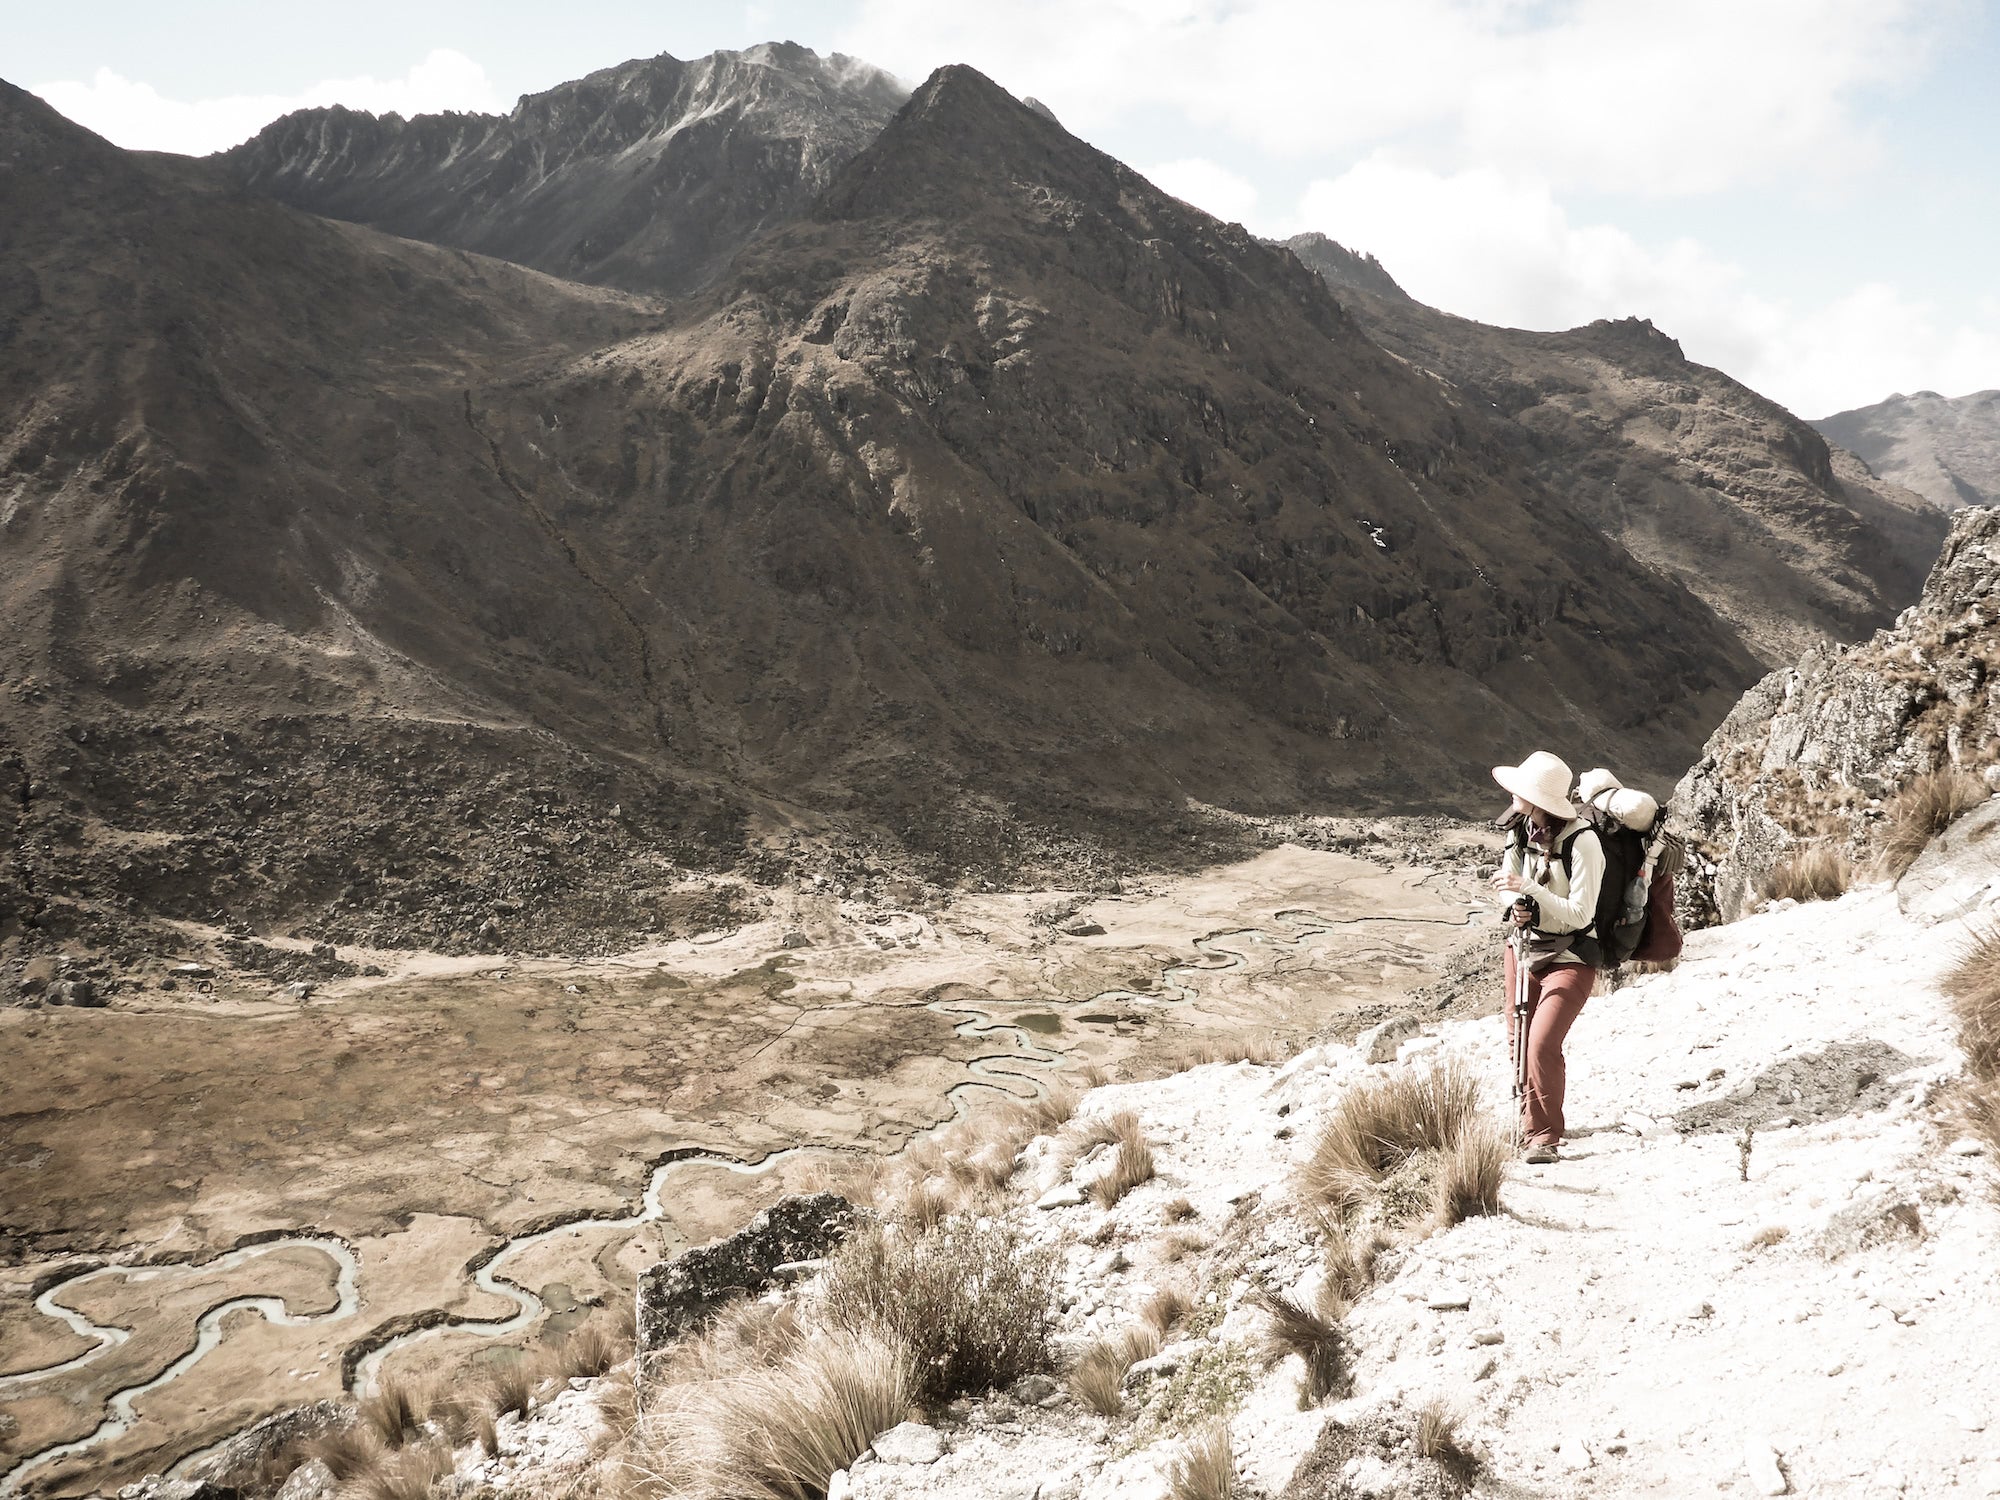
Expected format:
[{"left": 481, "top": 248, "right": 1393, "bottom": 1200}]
[
  {"left": 1141, "top": 157, "right": 1261, "bottom": 225},
  {"left": 34, "top": 49, "right": 503, "bottom": 157},
  {"left": 840, "top": 0, "right": 1943, "bottom": 194},
  {"left": 1291, "top": 158, "right": 2000, "bottom": 418}
]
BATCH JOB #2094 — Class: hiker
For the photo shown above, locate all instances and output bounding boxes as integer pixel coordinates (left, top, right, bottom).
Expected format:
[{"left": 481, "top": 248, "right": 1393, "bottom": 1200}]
[{"left": 1488, "top": 750, "right": 1603, "bottom": 1164}]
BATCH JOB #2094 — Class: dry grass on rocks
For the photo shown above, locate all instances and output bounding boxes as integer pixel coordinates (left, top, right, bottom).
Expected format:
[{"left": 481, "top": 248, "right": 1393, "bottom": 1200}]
[
  {"left": 1252, "top": 1287, "right": 1347, "bottom": 1405},
  {"left": 1431, "top": 1118, "right": 1510, "bottom": 1228},
  {"left": 817, "top": 1215, "right": 1060, "bottom": 1403},
  {"left": 353, "top": 1441, "right": 453, "bottom": 1500},
  {"left": 1414, "top": 1398, "right": 1480, "bottom": 1485},
  {"left": 357, "top": 1378, "right": 424, "bottom": 1449},
  {"left": 1763, "top": 843, "right": 1853, "bottom": 903},
  {"left": 1944, "top": 921, "right": 2000, "bottom": 1156},
  {"left": 1166, "top": 1421, "right": 1237, "bottom": 1500},
  {"left": 1141, "top": 1285, "right": 1193, "bottom": 1340},
  {"left": 1300, "top": 1061, "right": 1481, "bottom": 1213},
  {"left": 1171, "top": 1031, "right": 1291, "bottom": 1071},
  {"left": 1068, "top": 1325, "right": 1159, "bottom": 1416},
  {"left": 1162, "top": 1195, "right": 1199, "bottom": 1223},
  {"left": 1879, "top": 769, "right": 1986, "bottom": 878},
  {"left": 636, "top": 1328, "right": 912, "bottom": 1500},
  {"left": 1159, "top": 1229, "right": 1211, "bottom": 1264},
  {"left": 303, "top": 1425, "right": 380, "bottom": 1482},
  {"left": 1316, "top": 1223, "right": 1384, "bottom": 1307}
]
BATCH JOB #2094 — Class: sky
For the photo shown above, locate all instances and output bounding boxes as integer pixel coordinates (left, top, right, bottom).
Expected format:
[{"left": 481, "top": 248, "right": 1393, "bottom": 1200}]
[{"left": 15, "top": 0, "right": 1999, "bottom": 419}]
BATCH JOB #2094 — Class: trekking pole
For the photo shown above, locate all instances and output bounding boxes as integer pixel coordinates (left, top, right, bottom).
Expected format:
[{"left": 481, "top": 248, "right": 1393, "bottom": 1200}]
[{"left": 1509, "top": 924, "right": 1536, "bottom": 1139}]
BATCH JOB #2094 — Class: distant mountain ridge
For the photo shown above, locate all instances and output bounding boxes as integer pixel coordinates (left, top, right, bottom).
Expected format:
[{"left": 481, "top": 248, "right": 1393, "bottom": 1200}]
[
  {"left": 1286, "top": 233, "right": 1949, "bottom": 667},
  {"left": 1813, "top": 388, "right": 2000, "bottom": 511},
  {"left": 216, "top": 42, "right": 908, "bottom": 297}
]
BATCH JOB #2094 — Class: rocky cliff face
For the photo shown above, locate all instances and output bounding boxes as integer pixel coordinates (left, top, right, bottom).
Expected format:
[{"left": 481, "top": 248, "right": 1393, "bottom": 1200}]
[
  {"left": 1674, "top": 506, "right": 2000, "bottom": 920},
  {"left": 215, "top": 43, "right": 908, "bottom": 297},
  {"left": 1288, "top": 235, "right": 1949, "bottom": 669},
  {"left": 1814, "top": 388, "right": 2000, "bottom": 511}
]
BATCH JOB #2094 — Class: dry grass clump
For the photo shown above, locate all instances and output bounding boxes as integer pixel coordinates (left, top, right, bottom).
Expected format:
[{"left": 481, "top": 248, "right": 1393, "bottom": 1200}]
[
  {"left": 1091, "top": 1133, "right": 1157, "bottom": 1210},
  {"left": 1080, "top": 1062, "right": 1113, "bottom": 1088},
  {"left": 484, "top": 1356, "right": 538, "bottom": 1420},
  {"left": 353, "top": 1441, "right": 451, "bottom": 1500},
  {"left": 1173, "top": 1032, "right": 1290, "bottom": 1071},
  {"left": 1316, "top": 1223, "right": 1383, "bottom": 1307},
  {"left": 1944, "top": 921, "right": 2000, "bottom": 1157},
  {"left": 1430, "top": 1118, "right": 1509, "bottom": 1228},
  {"left": 637, "top": 1328, "right": 912, "bottom": 1500},
  {"left": 1166, "top": 1421, "right": 1237, "bottom": 1500},
  {"left": 817, "top": 1216, "right": 1059, "bottom": 1402},
  {"left": 303, "top": 1425, "right": 380, "bottom": 1482},
  {"left": 1414, "top": 1398, "right": 1480, "bottom": 1484},
  {"left": 1878, "top": 769, "right": 1986, "bottom": 879},
  {"left": 1746, "top": 1225, "right": 1790, "bottom": 1250},
  {"left": 1141, "top": 1285, "right": 1193, "bottom": 1339},
  {"left": 357, "top": 1379, "right": 424, "bottom": 1449},
  {"left": 1252, "top": 1288, "right": 1347, "bottom": 1404},
  {"left": 1162, "top": 1196, "right": 1199, "bottom": 1223},
  {"left": 1158, "top": 1229, "right": 1211, "bottom": 1264},
  {"left": 867, "top": 1089, "right": 1081, "bottom": 1226},
  {"left": 1300, "top": 1061, "right": 1481, "bottom": 1212},
  {"left": 1067, "top": 1325, "right": 1160, "bottom": 1415},
  {"left": 1762, "top": 843, "right": 1852, "bottom": 903}
]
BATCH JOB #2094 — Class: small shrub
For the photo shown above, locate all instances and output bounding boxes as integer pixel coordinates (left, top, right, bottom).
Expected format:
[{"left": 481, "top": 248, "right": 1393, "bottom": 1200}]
[
  {"left": 1431, "top": 1118, "right": 1509, "bottom": 1227},
  {"left": 1414, "top": 1398, "right": 1479, "bottom": 1483},
  {"left": 1167, "top": 1420, "right": 1236, "bottom": 1500},
  {"left": 1068, "top": 1326, "right": 1159, "bottom": 1415},
  {"left": 1141, "top": 1285, "right": 1192, "bottom": 1339},
  {"left": 1301, "top": 1061, "right": 1480, "bottom": 1210},
  {"left": 818, "top": 1216, "right": 1060, "bottom": 1402},
  {"left": 1763, "top": 844, "right": 1852, "bottom": 903},
  {"left": 358, "top": 1379, "right": 423, "bottom": 1449},
  {"left": 636, "top": 1329, "right": 913, "bottom": 1500},
  {"left": 1159, "top": 1229, "right": 1211, "bottom": 1263},
  {"left": 1162, "top": 1196, "right": 1199, "bottom": 1223},
  {"left": 1253, "top": 1288, "right": 1346, "bottom": 1404},
  {"left": 1879, "top": 769, "right": 1986, "bottom": 878}
]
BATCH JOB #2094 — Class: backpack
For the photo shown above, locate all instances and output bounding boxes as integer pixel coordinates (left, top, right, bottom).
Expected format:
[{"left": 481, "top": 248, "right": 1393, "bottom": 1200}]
[{"left": 1512, "top": 796, "right": 1684, "bottom": 969}]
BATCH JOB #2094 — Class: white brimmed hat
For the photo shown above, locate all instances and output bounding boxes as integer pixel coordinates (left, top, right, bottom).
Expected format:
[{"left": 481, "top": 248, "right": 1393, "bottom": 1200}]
[{"left": 1492, "top": 750, "right": 1576, "bottom": 818}]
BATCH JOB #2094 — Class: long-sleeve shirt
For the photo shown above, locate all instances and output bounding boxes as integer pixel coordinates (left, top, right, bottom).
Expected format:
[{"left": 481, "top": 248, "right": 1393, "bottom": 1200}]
[{"left": 1502, "top": 817, "right": 1605, "bottom": 966}]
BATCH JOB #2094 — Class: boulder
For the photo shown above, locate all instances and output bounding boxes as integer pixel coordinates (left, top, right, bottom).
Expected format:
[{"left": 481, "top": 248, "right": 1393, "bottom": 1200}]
[
  {"left": 184, "top": 1401, "right": 352, "bottom": 1492},
  {"left": 1898, "top": 796, "right": 2000, "bottom": 925},
  {"left": 1356, "top": 1015, "right": 1420, "bottom": 1064},
  {"left": 636, "top": 1192, "right": 856, "bottom": 1352},
  {"left": 871, "top": 1421, "right": 945, "bottom": 1464}
]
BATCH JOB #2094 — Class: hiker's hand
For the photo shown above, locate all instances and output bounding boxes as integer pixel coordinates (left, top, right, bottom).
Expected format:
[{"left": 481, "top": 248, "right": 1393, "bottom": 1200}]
[
  {"left": 1489, "top": 871, "right": 1525, "bottom": 894},
  {"left": 1508, "top": 900, "right": 1535, "bottom": 928}
]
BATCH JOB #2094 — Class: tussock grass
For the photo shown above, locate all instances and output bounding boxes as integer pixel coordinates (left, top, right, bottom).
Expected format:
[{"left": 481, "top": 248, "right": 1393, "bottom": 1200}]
[
  {"left": 1158, "top": 1229, "right": 1211, "bottom": 1263},
  {"left": 1415, "top": 1398, "right": 1479, "bottom": 1484},
  {"left": 636, "top": 1328, "right": 913, "bottom": 1500},
  {"left": 1162, "top": 1196, "right": 1199, "bottom": 1223},
  {"left": 1172, "top": 1032, "right": 1290, "bottom": 1071},
  {"left": 1027, "top": 1083, "right": 1081, "bottom": 1136},
  {"left": 1067, "top": 1326, "right": 1159, "bottom": 1416},
  {"left": 1763, "top": 844, "right": 1852, "bottom": 903},
  {"left": 352, "top": 1441, "right": 451, "bottom": 1500},
  {"left": 1746, "top": 1225, "right": 1790, "bottom": 1250},
  {"left": 1166, "top": 1421, "right": 1236, "bottom": 1500},
  {"left": 1879, "top": 769, "right": 1986, "bottom": 878},
  {"left": 484, "top": 1357, "right": 537, "bottom": 1421},
  {"left": 818, "top": 1216, "right": 1059, "bottom": 1403},
  {"left": 1091, "top": 1132, "right": 1156, "bottom": 1210},
  {"left": 1317, "top": 1224, "right": 1383, "bottom": 1308},
  {"left": 472, "top": 1407, "right": 500, "bottom": 1458},
  {"left": 1300, "top": 1061, "right": 1481, "bottom": 1211},
  {"left": 358, "top": 1378, "right": 424, "bottom": 1449},
  {"left": 1945, "top": 921, "right": 2000, "bottom": 1157},
  {"left": 1252, "top": 1288, "right": 1347, "bottom": 1404},
  {"left": 1141, "top": 1285, "right": 1193, "bottom": 1340},
  {"left": 1080, "top": 1062, "right": 1113, "bottom": 1089},
  {"left": 1431, "top": 1118, "right": 1509, "bottom": 1228},
  {"left": 303, "top": 1426, "right": 379, "bottom": 1482}
]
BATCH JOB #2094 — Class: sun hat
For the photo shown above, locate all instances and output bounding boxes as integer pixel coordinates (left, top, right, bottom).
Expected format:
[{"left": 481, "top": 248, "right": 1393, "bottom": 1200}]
[{"left": 1492, "top": 750, "right": 1576, "bottom": 818}]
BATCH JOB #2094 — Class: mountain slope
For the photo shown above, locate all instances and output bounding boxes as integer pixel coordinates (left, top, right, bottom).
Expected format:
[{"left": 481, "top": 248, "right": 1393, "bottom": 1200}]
[
  {"left": 1288, "top": 233, "right": 1949, "bottom": 668},
  {"left": 215, "top": 43, "right": 908, "bottom": 298},
  {"left": 1814, "top": 388, "right": 2000, "bottom": 511}
]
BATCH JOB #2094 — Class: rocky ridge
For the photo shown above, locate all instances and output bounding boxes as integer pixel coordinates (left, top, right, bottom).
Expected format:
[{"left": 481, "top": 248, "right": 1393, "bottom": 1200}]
[
  {"left": 1814, "top": 388, "right": 2000, "bottom": 512},
  {"left": 1675, "top": 504, "right": 2000, "bottom": 921},
  {"left": 216, "top": 43, "right": 909, "bottom": 297},
  {"left": 1287, "top": 234, "right": 1948, "bottom": 668}
]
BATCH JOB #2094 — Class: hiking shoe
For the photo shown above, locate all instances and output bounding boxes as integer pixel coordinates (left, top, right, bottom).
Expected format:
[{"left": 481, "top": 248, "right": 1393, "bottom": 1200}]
[{"left": 1523, "top": 1142, "right": 1559, "bottom": 1165}]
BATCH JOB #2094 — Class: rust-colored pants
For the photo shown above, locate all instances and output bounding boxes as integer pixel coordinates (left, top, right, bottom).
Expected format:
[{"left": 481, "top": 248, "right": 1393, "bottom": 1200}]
[{"left": 1502, "top": 950, "right": 1597, "bottom": 1147}]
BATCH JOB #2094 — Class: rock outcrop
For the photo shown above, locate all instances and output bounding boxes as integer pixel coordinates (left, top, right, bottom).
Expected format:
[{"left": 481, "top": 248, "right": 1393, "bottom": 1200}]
[
  {"left": 1674, "top": 505, "right": 2000, "bottom": 920},
  {"left": 1815, "top": 388, "right": 2000, "bottom": 512},
  {"left": 216, "top": 43, "right": 908, "bottom": 298},
  {"left": 1288, "top": 234, "right": 1949, "bottom": 669},
  {"left": 635, "top": 1191, "right": 856, "bottom": 1353}
]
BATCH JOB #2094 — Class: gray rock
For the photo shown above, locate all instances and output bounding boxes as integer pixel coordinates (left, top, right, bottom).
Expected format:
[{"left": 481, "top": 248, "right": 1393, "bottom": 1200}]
[
  {"left": 1035, "top": 1182, "right": 1085, "bottom": 1209},
  {"left": 1471, "top": 1328, "right": 1504, "bottom": 1345},
  {"left": 1014, "top": 1373, "right": 1060, "bottom": 1405},
  {"left": 1744, "top": 1441, "right": 1790, "bottom": 1495},
  {"left": 1899, "top": 796, "right": 2000, "bottom": 925},
  {"left": 274, "top": 1460, "right": 336, "bottom": 1500},
  {"left": 1818, "top": 1195, "right": 1924, "bottom": 1260},
  {"left": 1425, "top": 1285, "right": 1472, "bottom": 1310},
  {"left": 1356, "top": 1015, "right": 1421, "bottom": 1064},
  {"left": 872, "top": 1421, "right": 945, "bottom": 1464},
  {"left": 636, "top": 1192, "right": 855, "bottom": 1352},
  {"left": 182, "top": 1401, "right": 351, "bottom": 1493},
  {"left": 780, "top": 930, "right": 813, "bottom": 949},
  {"left": 1056, "top": 916, "right": 1106, "bottom": 937}
]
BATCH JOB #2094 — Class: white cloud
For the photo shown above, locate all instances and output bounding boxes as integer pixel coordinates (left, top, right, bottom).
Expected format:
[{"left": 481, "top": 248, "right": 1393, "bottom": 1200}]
[
  {"left": 1141, "top": 157, "right": 1260, "bottom": 225},
  {"left": 1291, "top": 158, "right": 2000, "bottom": 418},
  {"left": 840, "top": 0, "right": 1943, "bottom": 194},
  {"left": 34, "top": 49, "right": 503, "bottom": 157}
]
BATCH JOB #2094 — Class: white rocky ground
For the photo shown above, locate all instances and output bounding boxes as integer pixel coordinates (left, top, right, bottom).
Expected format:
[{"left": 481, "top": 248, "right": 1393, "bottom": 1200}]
[{"left": 484, "top": 870, "right": 2000, "bottom": 1499}]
